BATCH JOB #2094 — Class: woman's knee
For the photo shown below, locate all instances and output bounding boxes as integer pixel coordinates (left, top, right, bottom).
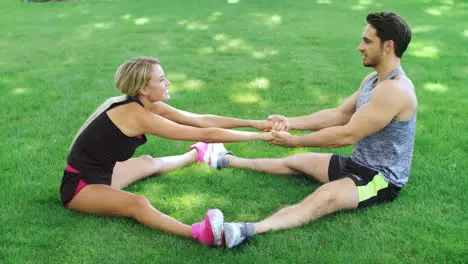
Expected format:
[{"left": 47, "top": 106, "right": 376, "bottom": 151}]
[
  {"left": 139, "top": 154, "right": 155, "bottom": 163},
  {"left": 133, "top": 195, "right": 150, "bottom": 208},
  {"left": 127, "top": 195, "right": 151, "bottom": 216},
  {"left": 138, "top": 155, "right": 160, "bottom": 170}
]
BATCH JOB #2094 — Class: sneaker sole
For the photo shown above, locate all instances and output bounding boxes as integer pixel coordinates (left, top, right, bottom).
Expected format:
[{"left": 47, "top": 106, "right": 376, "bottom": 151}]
[
  {"left": 223, "top": 223, "right": 236, "bottom": 249},
  {"left": 208, "top": 209, "right": 224, "bottom": 247},
  {"left": 209, "top": 143, "right": 227, "bottom": 168}
]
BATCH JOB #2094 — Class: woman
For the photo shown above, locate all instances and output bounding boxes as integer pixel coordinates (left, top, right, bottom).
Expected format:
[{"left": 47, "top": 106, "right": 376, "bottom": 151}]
[{"left": 60, "top": 56, "right": 274, "bottom": 247}]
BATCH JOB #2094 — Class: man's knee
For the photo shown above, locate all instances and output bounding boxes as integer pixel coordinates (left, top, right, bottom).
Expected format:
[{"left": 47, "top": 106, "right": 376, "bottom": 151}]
[
  {"left": 284, "top": 154, "right": 301, "bottom": 170},
  {"left": 300, "top": 186, "right": 337, "bottom": 217}
]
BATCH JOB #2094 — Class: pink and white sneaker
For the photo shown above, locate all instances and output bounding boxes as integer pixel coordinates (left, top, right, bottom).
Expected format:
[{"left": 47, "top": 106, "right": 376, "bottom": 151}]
[
  {"left": 191, "top": 209, "right": 224, "bottom": 247},
  {"left": 190, "top": 142, "right": 228, "bottom": 169}
]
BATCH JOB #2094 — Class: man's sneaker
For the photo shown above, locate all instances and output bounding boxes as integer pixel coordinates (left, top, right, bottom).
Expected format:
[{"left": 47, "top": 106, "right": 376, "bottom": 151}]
[
  {"left": 223, "top": 222, "right": 255, "bottom": 249},
  {"left": 190, "top": 142, "right": 232, "bottom": 169},
  {"left": 191, "top": 209, "right": 224, "bottom": 247}
]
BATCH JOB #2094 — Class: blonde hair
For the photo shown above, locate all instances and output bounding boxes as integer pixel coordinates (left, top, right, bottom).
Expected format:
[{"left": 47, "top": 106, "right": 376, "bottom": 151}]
[{"left": 70, "top": 56, "right": 160, "bottom": 148}]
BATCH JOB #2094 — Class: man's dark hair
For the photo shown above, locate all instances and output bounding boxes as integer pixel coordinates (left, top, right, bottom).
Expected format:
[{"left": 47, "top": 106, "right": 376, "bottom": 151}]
[{"left": 366, "top": 11, "right": 411, "bottom": 58}]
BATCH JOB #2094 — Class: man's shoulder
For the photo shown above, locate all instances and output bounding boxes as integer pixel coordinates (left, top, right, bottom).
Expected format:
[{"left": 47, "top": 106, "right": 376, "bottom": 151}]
[
  {"left": 379, "top": 76, "right": 415, "bottom": 94},
  {"left": 374, "top": 77, "right": 417, "bottom": 116}
]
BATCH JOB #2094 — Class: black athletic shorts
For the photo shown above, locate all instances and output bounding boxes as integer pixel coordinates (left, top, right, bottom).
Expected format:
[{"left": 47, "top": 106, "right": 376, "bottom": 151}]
[
  {"left": 328, "top": 154, "right": 402, "bottom": 208},
  {"left": 60, "top": 164, "right": 112, "bottom": 207}
]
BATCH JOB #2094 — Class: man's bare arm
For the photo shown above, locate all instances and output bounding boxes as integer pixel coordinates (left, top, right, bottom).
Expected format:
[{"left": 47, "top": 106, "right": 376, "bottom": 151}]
[
  {"left": 269, "top": 81, "right": 408, "bottom": 148},
  {"left": 287, "top": 90, "right": 361, "bottom": 130},
  {"left": 274, "top": 72, "right": 376, "bottom": 131}
]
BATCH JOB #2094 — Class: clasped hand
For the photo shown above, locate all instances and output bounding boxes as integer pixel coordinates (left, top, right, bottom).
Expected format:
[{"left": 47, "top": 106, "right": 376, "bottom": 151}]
[{"left": 262, "top": 114, "right": 296, "bottom": 147}]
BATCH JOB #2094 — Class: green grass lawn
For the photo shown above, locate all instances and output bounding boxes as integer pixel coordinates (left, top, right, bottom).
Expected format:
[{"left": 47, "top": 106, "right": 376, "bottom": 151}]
[{"left": 1, "top": 0, "right": 467, "bottom": 263}]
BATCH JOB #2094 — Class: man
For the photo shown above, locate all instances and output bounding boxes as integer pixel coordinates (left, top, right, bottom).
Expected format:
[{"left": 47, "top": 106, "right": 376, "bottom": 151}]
[{"left": 217, "top": 11, "right": 417, "bottom": 248}]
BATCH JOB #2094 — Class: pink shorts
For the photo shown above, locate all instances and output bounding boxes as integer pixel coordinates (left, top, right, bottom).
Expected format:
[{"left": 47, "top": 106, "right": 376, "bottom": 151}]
[{"left": 64, "top": 165, "right": 88, "bottom": 207}]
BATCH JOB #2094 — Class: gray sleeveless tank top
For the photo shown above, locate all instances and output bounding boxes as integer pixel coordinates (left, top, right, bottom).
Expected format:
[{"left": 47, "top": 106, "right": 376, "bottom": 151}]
[{"left": 351, "top": 66, "right": 416, "bottom": 187}]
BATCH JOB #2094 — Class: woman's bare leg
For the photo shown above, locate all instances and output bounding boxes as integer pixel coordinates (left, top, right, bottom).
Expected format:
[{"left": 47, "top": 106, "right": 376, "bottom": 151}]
[
  {"left": 111, "top": 149, "right": 197, "bottom": 189},
  {"left": 67, "top": 184, "right": 192, "bottom": 237}
]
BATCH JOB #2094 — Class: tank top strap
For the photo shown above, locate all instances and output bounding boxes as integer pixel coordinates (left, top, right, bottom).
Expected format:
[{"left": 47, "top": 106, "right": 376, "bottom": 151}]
[
  {"left": 107, "top": 96, "right": 144, "bottom": 111},
  {"left": 385, "top": 66, "right": 406, "bottom": 81},
  {"left": 126, "top": 96, "right": 144, "bottom": 107}
]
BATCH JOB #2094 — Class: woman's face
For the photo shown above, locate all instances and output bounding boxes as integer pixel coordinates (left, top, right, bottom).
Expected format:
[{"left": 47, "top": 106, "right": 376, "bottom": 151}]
[{"left": 142, "top": 64, "right": 172, "bottom": 102}]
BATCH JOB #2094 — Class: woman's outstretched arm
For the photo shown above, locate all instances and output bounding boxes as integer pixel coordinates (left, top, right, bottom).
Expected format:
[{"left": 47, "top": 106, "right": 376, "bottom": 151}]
[{"left": 149, "top": 101, "right": 273, "bottom": 131}]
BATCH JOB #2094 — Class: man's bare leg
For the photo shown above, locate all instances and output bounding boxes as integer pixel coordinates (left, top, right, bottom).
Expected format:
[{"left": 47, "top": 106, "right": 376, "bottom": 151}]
[
  {"left": 224, "top": 178, "right": 358, "bottom": 248},
  {"left": 225, "top": 153, "right": 333, "bottom": 183}
]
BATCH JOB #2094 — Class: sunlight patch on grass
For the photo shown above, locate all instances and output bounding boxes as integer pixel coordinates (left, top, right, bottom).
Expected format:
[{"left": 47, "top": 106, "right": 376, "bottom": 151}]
[
  {"left": 227, "top": 38, "right": 244, "bottom": 48},
  {"left": 12, "top": 88, "right": 27, "bottom": 95},
  {"left": 227, "top": 0, "right": 240, "bottom": 4},
  {"left": 140, "top": 183, "right": 167, "bottom": 197},
  {"left": 217, "top": 38, "right": 252, "bottom": 52},
  {"left": 252, "top": 13, "right": 283, "bottom": 27},
  {"left": 425, "top": 6, "right": 452, "bottom": 16},
  {"left": 134, "top": 18, "right": 150, "bottom": 25},
  {"left": 350, "top": 5, "right": 366, "bottom": 10},
  {"left": 407, "top": 42, "right": 439, "bottom": 58},
  {"left": 177, "top": 20, "right": 208, "bottom": 30},
  {"left": 231, "top": 92, "right": 261, "bottom": 104},
  {"left": 121, "top": 14, "right": 131, "bottom": 20},
  {"left": 425, "top": 0, "right": 454, "bottom": 4},
  {"left": 212, "top": 34, "right": 276, "bottom": 58},
  {"left": 349, "top": 0, "right": 381, "bottom": 10},
  {"left": 213, "top": 33, "right": 228, "bottom": 41},
  {"left": 424, "top": 82, "right": 448, "bottom": 93},
  {"left": 197, "top": 46, "right": 214, "bottom": 54},
  {"left": 463, "top": 29, "right": 468, "bottom": 38},
  {"left": 208, "top": 11, "right": 223, "bottom": 22},
  {"left": 412, "top": 25, "right": 438, "bottom": 34},
  {"left": 265, "top": 15, "right": 282, "bottom": 27},
  {"left": 252, "top": 48, "right": 279, "bottom": 59},
  {"left": 248, "top": 78, "right": 270, "bottom": 89},
  {"left": 170, "top": 79, "right": 204, "bottom": 93},
  {"left": 154, "top": 38, "right": 171, "bottom": 49},
  {"left": 182, "top": 79, "right": 205, "bottom": 90},
  {"left": 316, "top": 0, "right": 332, "bottom": 4},
  {"left": 170, "top": 194, "right": 210, "bottom": 209},
  {"left": 94, "top": 22, "right": 114, "bottom": 29},
  {"left": 166, "top": 73, "right": 187, "bottom": 82}
]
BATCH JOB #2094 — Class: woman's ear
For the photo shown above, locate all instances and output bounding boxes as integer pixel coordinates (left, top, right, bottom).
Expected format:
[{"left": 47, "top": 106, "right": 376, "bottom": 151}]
[{"left": 139, "top": 85, "right": 149, "bottom": 96}]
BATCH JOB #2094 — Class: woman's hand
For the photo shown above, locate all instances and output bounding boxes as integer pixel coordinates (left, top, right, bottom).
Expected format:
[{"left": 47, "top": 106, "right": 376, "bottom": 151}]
[{"left": 267, "top": 115, "right": 289, "bottom": 131}]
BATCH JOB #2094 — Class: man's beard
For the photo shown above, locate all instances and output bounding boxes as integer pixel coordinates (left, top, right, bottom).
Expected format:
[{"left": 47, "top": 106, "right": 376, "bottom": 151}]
[
  {"left": 363, "top": 55, "right": 381, "bottom": 67},
  {"left": 363, "top": 47, "right": 383, "bottom": 67}
]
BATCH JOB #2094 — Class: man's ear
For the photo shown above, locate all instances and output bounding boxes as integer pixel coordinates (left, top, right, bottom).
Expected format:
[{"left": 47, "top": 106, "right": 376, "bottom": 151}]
[{"left": 385, "top": 40, "right": 395, "bottom": 54}]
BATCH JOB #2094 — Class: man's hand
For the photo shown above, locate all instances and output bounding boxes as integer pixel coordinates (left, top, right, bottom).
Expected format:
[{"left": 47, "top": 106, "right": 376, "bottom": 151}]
[
  {"left": 268, "top": 115, "right": 290, "bottom": 131},
  {"left": 268, "top": 130, "right": 297, "bottom": 147}
]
